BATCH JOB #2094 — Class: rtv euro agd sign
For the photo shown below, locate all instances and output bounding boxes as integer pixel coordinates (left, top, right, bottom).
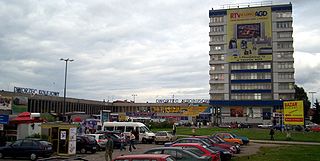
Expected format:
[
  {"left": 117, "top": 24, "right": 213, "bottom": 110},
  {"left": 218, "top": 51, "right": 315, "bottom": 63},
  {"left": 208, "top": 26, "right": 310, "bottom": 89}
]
[{"left": 283, "top": 101, "right": 304, "bottom": 125}]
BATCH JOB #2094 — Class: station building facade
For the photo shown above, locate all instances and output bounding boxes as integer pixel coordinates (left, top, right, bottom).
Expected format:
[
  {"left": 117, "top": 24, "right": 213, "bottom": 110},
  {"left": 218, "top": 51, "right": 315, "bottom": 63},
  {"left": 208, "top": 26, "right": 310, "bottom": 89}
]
[
  {"left": 209, "top": 3, "right": 295, "bottom": 124},
  {"left": 0, "top": 90, "right": 210, "bottom": 123}
]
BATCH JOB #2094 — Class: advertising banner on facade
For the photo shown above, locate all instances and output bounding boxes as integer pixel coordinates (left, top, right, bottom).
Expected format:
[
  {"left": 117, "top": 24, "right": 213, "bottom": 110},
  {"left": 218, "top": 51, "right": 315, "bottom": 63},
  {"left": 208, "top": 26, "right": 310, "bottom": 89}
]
[
  {"left": 12, "top": 96, "right": 28, "bottom": 114},
  {"left": 0, "top": 96, "right": 12, "bottom": 110},
  {"left": 283, "top": 101, "right": 304, "bottom": 125},
  {"left": 227, "top": 7, "right": 272, "bottom": 62}
]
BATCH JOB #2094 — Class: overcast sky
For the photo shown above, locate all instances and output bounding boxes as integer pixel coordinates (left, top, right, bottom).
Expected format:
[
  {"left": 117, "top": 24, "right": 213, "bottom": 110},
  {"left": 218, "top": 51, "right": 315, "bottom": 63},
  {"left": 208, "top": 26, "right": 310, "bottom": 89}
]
[{"left": 1, "top": 0, "right": 320, "bottom": 103}]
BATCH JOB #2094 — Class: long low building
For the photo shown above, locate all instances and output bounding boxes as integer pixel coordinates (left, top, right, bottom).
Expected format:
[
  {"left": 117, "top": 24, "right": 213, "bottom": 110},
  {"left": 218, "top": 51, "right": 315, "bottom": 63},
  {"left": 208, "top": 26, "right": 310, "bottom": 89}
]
[{"left": 0, "top": 90, "right": 210, "bottom": 123}]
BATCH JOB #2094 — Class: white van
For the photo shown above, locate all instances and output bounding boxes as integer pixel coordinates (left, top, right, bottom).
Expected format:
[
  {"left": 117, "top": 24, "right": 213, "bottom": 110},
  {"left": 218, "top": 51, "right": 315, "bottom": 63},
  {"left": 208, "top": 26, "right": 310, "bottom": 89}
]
[{"left": 102, "top": 122, "right": 155, "bottom": 143}]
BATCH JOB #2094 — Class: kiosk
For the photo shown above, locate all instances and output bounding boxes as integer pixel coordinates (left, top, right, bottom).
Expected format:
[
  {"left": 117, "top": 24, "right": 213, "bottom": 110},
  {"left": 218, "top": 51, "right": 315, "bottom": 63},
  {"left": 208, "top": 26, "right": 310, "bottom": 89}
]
[{"left": 41, "top": 123, "right": 77, "bottom": 155}]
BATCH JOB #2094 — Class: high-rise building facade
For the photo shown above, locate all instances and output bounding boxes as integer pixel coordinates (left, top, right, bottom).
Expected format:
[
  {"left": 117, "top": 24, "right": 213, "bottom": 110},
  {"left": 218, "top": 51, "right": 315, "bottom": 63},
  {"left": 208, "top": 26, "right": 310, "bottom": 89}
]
[{"left": 209, "top": 3, "right": 294, "bottom": 124}]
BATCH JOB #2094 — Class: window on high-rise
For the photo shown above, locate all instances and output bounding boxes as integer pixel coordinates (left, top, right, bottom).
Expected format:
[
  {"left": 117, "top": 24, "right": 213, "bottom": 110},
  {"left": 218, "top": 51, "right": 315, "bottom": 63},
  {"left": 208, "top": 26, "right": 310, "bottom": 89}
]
[
  {"left": 279, "top": 82, "right": 294, "bottom": 90},
  {"left": 278, "top": 73, "right": 294, "bottom": 79},
  {"left": 212, "top": 54, "right": 225, "bottom": 61},
  {"left": 211, "top": 84, "right": 225, "bottom": 90},
  {"left": 211, "top": 25, "right": 224, "bottom": 32},
  {"left": 276, "top": 21, "right": 292, "bottom": 28},
  {"left": 231, "top": 83, "right": 271, "bottom": 90},
  {"left": 212, "top": 94, "right": 224, "bottom": 100},
  {"left": 275, "top": 12, "right": 292, "bottom": 18},
  {"left": 278, "top": 62, "right": 294, "bottom": 69},
  {"left": 211, "top": 45, "right": 224, "bottom": 51},
  {"left": 230, "top": 62, "right": 271, "bottom": 70},
  {"left": 231, "top": 73, "right": 271, "bottom": 80},
  {"left": 279, "top": 93, "right": 294, "bottom": 100},
  {"left": 211, "top": 35, "right": 224, "bottom": 42},
  {"left": 277, "top": 42, "right": 293, "bottom": 49},
  {"left": 278, "top": 32, "right": 292, "bottom": 38},
  {"left": 276, "top": 52, "right": 293, "bottom": 59},
  {"left": 211, "top": 73, "right": 225, "bottom": 80},
  {"left": 211, "top": 16, "right": 224, "bottom": 23},
  {"left": 211, "top": 64, "right": 224, "bottom": 71}
]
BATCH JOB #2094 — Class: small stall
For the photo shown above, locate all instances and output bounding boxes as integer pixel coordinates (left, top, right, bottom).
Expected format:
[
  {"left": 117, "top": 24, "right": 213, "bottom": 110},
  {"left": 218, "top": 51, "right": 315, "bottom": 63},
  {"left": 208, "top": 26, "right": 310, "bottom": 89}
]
[{"left": 41, "top": 122, "right": 77, "bottom": 156}]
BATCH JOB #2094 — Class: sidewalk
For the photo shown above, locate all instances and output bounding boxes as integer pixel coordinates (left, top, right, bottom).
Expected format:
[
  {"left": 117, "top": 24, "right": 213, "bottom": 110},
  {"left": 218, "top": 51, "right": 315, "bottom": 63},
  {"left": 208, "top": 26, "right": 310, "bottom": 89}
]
[{"left": 251, "top": 140, "right": 320, "bottom": 145}]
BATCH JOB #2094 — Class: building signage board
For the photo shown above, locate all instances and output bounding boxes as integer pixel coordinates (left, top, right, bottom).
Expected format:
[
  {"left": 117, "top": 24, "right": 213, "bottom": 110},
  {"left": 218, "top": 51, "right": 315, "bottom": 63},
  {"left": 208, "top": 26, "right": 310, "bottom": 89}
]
[
  {"left": 0, "top": 114, "right": 9, "bottom": 124},
  {"left": 283, "top": 101, "right": 304, "bottom": 125},
  {"left": 12, "top": 96, "right": 28, "bottom": 115},
  {"left": 227, "top": 7, "right": 272, "bottom": 62},
  {"left": 14, "top": 86, "right": 59, "bottom": 97},
  {"left": 156, "top": 99, "right": 209, "bottom": 104},
  {"left": 0, "top": 96, "right": 12, "bottom": 110}
]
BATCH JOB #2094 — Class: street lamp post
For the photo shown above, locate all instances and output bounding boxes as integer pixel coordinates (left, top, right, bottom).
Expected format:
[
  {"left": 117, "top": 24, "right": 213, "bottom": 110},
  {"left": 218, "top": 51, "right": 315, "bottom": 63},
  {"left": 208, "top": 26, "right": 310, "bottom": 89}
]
[
  {"left": 132, "top": 94, "right": 137, "bottom": 103},
  {"left": 309, "top": 91, "right": 317, "bottom": 108},
  {"left": 60, "top": 58, "right": 74, "bottom": 121}
]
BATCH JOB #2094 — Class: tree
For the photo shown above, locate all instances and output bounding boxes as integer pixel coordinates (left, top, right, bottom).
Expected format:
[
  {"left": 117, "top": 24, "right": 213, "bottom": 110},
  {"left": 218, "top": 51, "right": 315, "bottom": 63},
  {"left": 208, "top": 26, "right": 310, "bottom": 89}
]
[
  {"left": 312, "top": 100, "right": 320, "bottom": 124},
  {"left": 294, "top": 84, "right": 311, "bottom": 120}
]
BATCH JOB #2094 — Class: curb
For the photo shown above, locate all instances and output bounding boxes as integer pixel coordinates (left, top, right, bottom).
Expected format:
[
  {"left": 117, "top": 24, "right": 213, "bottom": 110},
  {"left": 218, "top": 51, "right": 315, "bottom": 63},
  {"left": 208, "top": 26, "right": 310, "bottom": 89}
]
[{"left": 251, "top": 140, "right": 320, "bottom": 146}]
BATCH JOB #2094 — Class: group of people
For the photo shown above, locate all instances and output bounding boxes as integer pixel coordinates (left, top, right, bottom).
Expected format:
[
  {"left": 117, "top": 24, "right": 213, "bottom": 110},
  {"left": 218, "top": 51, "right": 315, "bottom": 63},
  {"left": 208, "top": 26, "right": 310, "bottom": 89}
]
[{"left": 104, "top": 129, "right": 138, "bottom": 161}]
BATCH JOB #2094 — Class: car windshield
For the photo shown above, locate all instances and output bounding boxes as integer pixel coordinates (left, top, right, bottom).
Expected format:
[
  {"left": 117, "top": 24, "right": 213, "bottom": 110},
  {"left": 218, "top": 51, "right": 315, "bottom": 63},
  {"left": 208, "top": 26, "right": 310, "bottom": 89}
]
[
  {"left": 156, "top": 132, "right": 167, "bottom": 136},
  {"left": 184, "top": 148, "right": 203, "bottom": 157},
  {"left": 140, "top": 126, "right": 151, "bottom": 133}
]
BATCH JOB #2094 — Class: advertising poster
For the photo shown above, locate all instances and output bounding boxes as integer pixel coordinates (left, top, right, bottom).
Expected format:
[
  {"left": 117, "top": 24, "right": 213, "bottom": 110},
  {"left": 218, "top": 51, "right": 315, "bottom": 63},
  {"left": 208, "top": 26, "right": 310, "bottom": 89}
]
[
  {"left": 230, "top": 107, "right": 244, "bottom": 117},
  {"left": 68, "top": 127, "right": 77, "bottom": 155},
  {"left": 227, "top": 7, "right": 272, "bottom": 62},
  {"left": 284, "top": 101, "right": 304, "bottom": 125},
  {"left": 0, "top": 96, "right": 12, "bottom": 110},
  {"left": 12, "top": 96, "right": 28, "bottom": 114}
]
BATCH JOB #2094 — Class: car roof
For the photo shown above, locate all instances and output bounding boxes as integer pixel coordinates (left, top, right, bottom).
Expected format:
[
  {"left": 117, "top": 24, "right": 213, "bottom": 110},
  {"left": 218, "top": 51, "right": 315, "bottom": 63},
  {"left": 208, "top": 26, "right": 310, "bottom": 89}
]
[
  {"left": 115, "top": 154, "right": 171, "bottom": 159},
  {"left": 172, "top": 143, "right": 203, "bottom": 147}
]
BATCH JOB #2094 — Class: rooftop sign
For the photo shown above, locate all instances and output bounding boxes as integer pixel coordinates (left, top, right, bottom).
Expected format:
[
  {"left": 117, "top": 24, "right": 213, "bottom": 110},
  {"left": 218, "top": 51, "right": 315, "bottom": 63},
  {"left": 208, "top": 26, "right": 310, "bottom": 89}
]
[
  {"left": 14, "top": 86, "right": 59, "bottom": 97},
  {"left": 156, "top": 99, "right": 209, "bottom": 104}
]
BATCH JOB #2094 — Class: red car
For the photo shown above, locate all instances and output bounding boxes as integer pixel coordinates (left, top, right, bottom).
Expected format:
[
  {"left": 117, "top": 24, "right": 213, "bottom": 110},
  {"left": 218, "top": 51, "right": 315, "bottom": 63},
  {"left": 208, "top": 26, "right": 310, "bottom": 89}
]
[
  {"left": 193, "top": 136, "right": 237, "bottom": 154},
  {"left": 310, "top": 125, "right": 320, "bottom": 132},
  {"left": 172, "top": 143, "right": 220, "bottom": 161},
  {"left": 113, "top": 154, "right": 176, "bottom": 161}
]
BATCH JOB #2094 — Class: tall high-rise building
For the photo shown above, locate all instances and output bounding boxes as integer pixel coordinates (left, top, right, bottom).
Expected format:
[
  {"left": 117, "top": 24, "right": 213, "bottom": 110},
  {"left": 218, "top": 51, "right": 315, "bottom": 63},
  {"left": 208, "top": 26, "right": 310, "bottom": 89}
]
[{"left": 209, "top": 3, "right": 294, "bottom": 124}]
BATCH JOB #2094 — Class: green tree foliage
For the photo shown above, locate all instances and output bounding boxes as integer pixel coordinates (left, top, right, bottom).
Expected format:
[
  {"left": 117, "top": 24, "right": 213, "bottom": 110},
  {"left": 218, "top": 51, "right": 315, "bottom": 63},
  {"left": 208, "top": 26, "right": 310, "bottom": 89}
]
[
  {"left": 312, "top": 100, "right": 320, "bottom": 124},
  {"left": 294, "top": 85, "right": 311, "bottom": 119}
]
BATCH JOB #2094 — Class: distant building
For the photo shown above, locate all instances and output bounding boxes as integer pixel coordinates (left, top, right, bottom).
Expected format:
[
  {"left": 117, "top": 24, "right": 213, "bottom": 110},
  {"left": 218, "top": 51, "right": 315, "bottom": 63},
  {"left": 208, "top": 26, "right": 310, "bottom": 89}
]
[{"left": 209, "top": 3, "right": 294, "bottom": 124}]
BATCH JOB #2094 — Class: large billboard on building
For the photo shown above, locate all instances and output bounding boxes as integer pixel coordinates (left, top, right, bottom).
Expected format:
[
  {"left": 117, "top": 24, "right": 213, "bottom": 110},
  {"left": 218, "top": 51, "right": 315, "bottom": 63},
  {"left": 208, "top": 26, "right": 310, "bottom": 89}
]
[
  {"left": 12, "top": 96, "right": 28, "bottom": 114},
  {"left": 283, "top": 101, "right": 304, "bottom": 125},
  {"left": 0, "top": 96, "right": 12, "bottom": 110},
  {"left": 227, "top": 7, "right": 272, "bottom": 62}
]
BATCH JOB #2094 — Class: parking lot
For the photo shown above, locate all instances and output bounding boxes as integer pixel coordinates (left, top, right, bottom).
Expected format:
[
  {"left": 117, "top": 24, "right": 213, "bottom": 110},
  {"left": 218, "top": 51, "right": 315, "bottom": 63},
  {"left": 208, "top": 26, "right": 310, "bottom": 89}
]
[{"left": 76, "top": 142, "right": 279, "bottom": 161}]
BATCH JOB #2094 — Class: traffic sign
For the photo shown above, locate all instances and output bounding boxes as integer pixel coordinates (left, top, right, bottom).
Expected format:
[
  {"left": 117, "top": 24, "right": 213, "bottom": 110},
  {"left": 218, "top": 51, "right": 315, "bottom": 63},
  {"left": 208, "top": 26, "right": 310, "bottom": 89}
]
[{"left": 0, "top": 114, "right": 9, "bottom": 124}]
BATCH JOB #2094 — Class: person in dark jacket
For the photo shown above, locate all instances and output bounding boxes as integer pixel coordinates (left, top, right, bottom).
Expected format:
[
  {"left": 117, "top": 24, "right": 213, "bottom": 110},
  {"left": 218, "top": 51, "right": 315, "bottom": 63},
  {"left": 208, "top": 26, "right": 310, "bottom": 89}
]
[
  {"left": 105, "top": 136, "right": 114, "bottom": 161},
  {"left": 269, "top": 128, "right": 275, "bottom": 140}
]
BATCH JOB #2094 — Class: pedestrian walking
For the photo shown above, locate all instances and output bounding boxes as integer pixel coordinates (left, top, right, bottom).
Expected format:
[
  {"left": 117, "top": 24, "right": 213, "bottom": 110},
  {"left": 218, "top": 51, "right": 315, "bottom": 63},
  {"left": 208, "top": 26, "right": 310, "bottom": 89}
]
[
  {"left": 129, "top": 130, "right": 136, "bottom": 152},
  {"left": 269, "top": 128, "right": 275, "bottom": 140},
  {"left": 105, "top": 136, "right": 114, "bottom": 161},
  {"left": 172, "top": 123, "right": 177, "bottom": 135},
  {"left": 119, "top": 132, "right": 126, "bottom": 151}
]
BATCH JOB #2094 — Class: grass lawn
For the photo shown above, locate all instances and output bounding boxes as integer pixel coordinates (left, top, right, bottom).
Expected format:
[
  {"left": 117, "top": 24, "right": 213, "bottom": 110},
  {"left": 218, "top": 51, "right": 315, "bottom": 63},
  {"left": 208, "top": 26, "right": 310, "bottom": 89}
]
[
  {"left": 232, "top": 145, "right": 320, "bottom": 161},
  {"left": 152, "top": 127, "right": 320, "bottom": 142}
]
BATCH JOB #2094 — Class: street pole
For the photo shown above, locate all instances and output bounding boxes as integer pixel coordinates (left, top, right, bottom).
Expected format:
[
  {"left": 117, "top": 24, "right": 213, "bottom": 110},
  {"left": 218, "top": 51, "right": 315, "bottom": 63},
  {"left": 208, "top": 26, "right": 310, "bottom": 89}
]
[
  {"left": 132, "top": 94, "right": 137, "bottom": 103},
  {"left": 60, "top": 58, "right": 74, "bottom": 121},
  {"left": 309, "top": 91, "right": 316, "bottom": 108}
]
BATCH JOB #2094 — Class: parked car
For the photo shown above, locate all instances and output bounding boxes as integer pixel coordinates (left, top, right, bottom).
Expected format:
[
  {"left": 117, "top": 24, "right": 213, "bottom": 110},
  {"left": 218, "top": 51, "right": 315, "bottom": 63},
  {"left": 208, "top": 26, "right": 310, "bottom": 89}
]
[
  {"left": 113, "top": 154, "right": 176, "bottom": 161},
  {"left": 76, "top": 135, "right": 97, "bottom": 154},
  {"left": 219, "top": 132, "right": 249, "bottom": 145},
  {"left": 213, "top": 133, "right": 243, "bottom": 145},
  {"left": 310, "top": 125, "right": 320, "bottom": 132},
  {"left": 165, "top": 138, "right": 232, "bottom": 161},
  {"left": 96, "top": 131, "right": 128, "bottom": 148},
  {"left": 0, "top": 139, "right": 53, "bottom": 161},
  {"left": 257, "top": 124, "right": 273, "bottom": 129},
  {"left": 144, "top": 147, "right": 212, "bottom": 161},
  {"left": 85, "top": 134, "right": 108, "bottom": 150},
  {"left": 171, "top": 143, "right": 220, "bottom": 161},
  {"left": 192, "top": 136, "right": 237, "bottom": 154},
  {"left": 155, "top": 131, "right": 177, "bottom": 144},
  {"left": 210, "top": 136, "right": 240, "bottom": 153}
]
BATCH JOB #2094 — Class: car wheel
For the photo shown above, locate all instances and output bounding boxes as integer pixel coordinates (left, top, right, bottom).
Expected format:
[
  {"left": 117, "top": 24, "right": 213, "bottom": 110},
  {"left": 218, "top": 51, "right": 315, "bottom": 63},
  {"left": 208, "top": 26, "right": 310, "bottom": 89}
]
[
  {"left": 0, "top": 152, "right": 4, "bottom": 158},
  {"left": 30, "top": 153, "right": 37, "bottom": 161},
  {"left": 80, "top": 148, "right": 86, "bottom": 154},
  {"left": 142, "top": 138, "right": 147, "bottom": 144},
  {"left": 91, "top": 150, "right": 96, "bottom": 154}
]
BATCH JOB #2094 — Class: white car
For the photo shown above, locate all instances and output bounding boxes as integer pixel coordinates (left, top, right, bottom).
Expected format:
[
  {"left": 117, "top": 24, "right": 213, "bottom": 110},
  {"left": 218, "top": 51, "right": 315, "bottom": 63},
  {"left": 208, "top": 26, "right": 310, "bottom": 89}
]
[
  {"left": 257, "top": 124, "right": 273, "bottom": 128},
  {"left": 85, "top": 134, "right": 108, "bottom": 150},
  {"left": 154, "top": 131, "right": 177, "bottom": 144}
]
